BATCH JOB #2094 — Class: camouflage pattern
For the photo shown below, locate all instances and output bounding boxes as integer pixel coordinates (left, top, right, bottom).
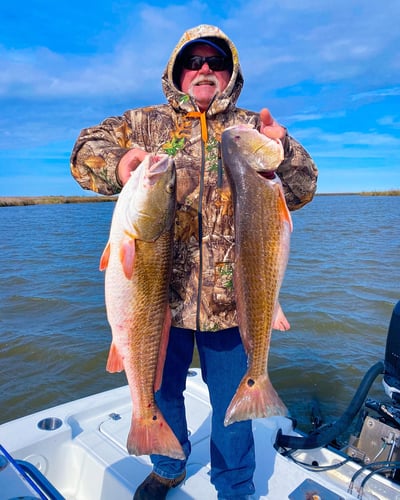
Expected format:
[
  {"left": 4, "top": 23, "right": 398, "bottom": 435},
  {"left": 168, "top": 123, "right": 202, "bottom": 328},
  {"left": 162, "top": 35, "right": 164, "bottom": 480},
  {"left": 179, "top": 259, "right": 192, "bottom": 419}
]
[{"left": 70, "top": 24, "right": 318, "bottom": 331}]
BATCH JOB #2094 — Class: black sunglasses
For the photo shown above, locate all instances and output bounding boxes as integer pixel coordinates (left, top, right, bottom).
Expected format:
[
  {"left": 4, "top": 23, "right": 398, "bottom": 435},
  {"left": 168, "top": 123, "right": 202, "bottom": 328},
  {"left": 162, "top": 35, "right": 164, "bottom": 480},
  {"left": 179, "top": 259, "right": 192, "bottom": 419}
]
[{"left": 182, "top": 55, "right": 228, "bottom": 71}]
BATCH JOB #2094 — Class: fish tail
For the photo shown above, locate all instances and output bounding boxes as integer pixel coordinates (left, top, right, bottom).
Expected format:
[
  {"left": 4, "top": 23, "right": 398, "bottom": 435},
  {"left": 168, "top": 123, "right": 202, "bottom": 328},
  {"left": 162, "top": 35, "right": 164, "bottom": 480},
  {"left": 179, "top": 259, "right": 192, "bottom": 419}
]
[
  {"left": 224, "top": 373, "right": 287, "bottom": 426},
  {"left": 127, "top": 410, "right": 185, "bottom": 460}
]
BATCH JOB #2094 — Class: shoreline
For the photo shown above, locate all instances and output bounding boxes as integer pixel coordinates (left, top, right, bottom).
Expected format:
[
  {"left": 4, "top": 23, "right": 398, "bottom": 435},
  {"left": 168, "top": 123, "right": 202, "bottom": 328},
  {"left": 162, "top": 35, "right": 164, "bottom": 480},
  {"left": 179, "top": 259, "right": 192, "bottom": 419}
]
[
  {"left": 0, "top": 190, "right": 398, "bottom": 207},
  {"left": 0, "top": 195, "right": 118, "bottom": 207}
]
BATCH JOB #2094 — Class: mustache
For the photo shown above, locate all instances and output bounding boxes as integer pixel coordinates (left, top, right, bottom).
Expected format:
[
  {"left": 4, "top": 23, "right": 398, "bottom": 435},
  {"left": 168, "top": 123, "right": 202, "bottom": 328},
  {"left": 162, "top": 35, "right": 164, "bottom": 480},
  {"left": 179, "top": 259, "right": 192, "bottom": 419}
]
[
  {"left": 191, "top": 74, "right": 219, "bottom": 86},
  {"left": 188, "top": 74, "right": 221, "bottom": 92}
]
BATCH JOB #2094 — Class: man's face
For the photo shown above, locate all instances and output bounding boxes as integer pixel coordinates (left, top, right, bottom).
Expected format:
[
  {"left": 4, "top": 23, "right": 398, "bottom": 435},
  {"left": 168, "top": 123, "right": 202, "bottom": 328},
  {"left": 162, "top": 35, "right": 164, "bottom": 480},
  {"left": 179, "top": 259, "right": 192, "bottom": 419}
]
[{"left": 179, "top": 44, "right": 231, "bottom": 112}]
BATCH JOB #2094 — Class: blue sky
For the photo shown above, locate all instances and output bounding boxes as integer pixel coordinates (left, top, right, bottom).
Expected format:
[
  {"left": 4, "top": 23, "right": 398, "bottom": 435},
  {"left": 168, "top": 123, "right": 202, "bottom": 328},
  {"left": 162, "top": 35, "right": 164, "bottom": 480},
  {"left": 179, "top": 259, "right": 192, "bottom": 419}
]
[{"left": 1, "top": 0, "right": 399, "bottom": 196}]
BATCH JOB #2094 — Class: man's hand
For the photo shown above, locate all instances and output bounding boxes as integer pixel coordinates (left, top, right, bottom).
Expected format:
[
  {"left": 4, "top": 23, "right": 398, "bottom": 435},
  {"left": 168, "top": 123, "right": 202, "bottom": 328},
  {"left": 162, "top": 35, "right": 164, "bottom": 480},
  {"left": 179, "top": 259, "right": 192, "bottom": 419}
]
[
  {"left": 260, "top": 108, "right": 286, "bottom": 140},
  {"left": 117, "top": 148, "right": 148, "bottom": 185}
]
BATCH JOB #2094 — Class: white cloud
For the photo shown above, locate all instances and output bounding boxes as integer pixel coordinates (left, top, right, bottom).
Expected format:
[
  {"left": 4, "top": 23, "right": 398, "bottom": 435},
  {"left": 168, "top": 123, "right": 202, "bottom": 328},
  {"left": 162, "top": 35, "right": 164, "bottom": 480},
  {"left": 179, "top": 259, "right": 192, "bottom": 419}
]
[
  {"left": 286, "top": 111, "right": 346, "bottom": 123},
  {"left": 1, "top": 0, "right": 399, "bottom": 101},
  {"left": 352, "top": 87, "right": 400, "bottom": 101},
  {"left": 1, "top": 0, "right": 400, "bottom": 194},
  {"left": 377, "top": 115, "right": 400, "bottom": 128}
]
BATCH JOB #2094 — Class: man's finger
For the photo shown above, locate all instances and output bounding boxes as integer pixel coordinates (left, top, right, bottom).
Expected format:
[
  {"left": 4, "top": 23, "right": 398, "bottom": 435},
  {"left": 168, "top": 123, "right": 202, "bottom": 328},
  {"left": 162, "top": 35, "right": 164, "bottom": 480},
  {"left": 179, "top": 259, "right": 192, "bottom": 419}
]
[{"left": 260, "top": 108, "right": 273, "bottom": 126}]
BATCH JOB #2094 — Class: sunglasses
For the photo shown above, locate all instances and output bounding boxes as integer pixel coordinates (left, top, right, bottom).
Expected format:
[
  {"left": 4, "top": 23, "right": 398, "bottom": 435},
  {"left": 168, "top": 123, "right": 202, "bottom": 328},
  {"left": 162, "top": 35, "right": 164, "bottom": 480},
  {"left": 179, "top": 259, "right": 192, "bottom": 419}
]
[{"left": 182, "top": 55, "right": 228, "bottom": 71}]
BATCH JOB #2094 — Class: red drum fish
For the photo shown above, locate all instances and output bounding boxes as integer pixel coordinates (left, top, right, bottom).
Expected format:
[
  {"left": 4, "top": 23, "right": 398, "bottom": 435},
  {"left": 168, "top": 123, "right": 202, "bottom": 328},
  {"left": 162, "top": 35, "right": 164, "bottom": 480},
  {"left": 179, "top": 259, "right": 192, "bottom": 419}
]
[
  {"left": 100, "top": 154, "right": 184, "bottom": 459},
  {"left": 221, "top": 125, "right": 292, "bottom": 426}
]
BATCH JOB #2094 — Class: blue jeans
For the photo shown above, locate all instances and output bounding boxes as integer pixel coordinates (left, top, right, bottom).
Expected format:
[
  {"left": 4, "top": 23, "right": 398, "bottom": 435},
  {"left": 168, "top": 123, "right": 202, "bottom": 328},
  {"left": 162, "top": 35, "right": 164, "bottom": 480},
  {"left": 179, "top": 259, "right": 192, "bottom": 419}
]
[{"left": 151, "top": 326, "right": 255, "bottom": 499}]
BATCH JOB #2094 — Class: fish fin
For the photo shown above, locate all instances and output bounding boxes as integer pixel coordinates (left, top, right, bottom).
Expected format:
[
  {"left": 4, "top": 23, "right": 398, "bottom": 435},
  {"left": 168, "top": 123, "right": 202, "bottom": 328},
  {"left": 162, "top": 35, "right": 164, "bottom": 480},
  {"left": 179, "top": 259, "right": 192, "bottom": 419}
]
[
  {"left": 277, "top": 184, "right": 293, "bottom": 232},
  {"left": 106, "top": 342, "right": 124, "bottom": 373},
  {"left": 235, "top": 304, "right": 252, "bottom": 354},
  {"left": 120, "top": 237, "right": 136, "bottom": 279},
  {"left": 272, "top": 302, "right": 291, "bottom": 331},
  {"left": 127, "top": 409, "right": 185, "bottom": 460},
  {"left": 154, "top": 307, "right": 172, "bottom": 392},
  {"left": 224, "top": 373, "right": 287, "bottom": 426},
  {"left": 239, "top": 327, "right": 252, "bottom": 355},
  {"left": 99, "top": 241, "right": 111, "bottom": 271}
]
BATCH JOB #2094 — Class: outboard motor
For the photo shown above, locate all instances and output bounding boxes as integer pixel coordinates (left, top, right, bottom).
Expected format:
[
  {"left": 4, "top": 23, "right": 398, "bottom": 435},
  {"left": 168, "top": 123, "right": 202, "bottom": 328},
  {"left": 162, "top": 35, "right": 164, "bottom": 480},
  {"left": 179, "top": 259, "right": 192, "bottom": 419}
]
[{"left": 383, "top": 301, "right": 400, "bottom": 404}]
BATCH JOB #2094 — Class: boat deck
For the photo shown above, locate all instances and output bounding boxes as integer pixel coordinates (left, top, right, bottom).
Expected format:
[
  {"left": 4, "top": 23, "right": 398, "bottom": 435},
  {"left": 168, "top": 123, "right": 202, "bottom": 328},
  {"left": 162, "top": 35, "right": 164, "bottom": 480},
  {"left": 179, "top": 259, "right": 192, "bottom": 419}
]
[{"left": 1, "top": 369, "right": 399, "bottom": 499}]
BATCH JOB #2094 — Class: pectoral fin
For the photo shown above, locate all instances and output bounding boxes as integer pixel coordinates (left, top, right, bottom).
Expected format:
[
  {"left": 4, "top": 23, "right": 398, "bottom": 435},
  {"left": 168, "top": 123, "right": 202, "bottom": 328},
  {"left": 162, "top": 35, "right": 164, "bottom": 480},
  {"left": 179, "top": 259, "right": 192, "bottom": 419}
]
[{"left": 120, "top": 237, "right": 136, "bottom": 279}]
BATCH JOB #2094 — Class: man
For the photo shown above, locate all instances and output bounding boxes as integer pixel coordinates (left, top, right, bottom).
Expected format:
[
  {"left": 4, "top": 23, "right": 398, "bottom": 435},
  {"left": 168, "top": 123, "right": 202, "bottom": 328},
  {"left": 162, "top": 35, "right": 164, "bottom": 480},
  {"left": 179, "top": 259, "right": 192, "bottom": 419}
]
[{"left": 71, "top": 24, "right": 318, "bottom": 500}]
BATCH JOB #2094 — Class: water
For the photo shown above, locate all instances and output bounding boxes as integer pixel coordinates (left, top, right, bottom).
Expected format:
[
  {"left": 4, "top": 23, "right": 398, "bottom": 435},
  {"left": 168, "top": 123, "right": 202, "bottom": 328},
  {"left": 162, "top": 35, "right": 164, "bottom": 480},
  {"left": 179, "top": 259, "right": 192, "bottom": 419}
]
[{"left": 0, "top": 196, "right": 399, "bottom": 433}]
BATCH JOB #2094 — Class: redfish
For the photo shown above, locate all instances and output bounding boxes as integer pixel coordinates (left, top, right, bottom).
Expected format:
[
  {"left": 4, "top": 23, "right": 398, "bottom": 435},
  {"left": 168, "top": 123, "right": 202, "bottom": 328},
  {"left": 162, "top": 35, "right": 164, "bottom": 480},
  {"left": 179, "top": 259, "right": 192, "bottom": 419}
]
[
  {"left": 100, "top": 154, "right": 184, "bottom": 459},
  {"left": 221, "top": 125, "right": 292, "bottom": 426}
]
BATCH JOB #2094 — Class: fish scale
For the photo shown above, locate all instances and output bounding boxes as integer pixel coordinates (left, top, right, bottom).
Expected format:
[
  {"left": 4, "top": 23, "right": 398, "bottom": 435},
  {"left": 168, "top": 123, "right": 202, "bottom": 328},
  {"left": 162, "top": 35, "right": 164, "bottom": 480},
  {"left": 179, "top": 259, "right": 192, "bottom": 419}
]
[
  {"left": 127, "top": 236, "right": 172, "bottom": 419},
  {"left": 221, "top": 125, "right": 292, "bottom": 426},
  {"left": 100, "top": 154, "right": 184, "bottom": 459}
]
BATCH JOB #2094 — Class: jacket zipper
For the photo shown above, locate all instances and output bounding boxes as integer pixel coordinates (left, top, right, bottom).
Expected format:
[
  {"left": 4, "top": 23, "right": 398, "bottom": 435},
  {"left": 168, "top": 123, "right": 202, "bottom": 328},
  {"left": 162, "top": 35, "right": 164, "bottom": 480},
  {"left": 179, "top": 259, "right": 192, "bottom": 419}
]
[
  {"left": 185, "top": 106, "right": 212, "bottom": 332},
  {"left": 196, "top": 137, "right": 206, "bottom": 332}
]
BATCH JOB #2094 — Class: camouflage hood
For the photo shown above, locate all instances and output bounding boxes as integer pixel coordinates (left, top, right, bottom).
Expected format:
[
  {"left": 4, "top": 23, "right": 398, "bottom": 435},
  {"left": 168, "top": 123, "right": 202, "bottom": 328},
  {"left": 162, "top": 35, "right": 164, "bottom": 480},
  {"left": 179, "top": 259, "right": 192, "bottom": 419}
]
[{"left": 162, "top": 24, "right": 244, "bottom": 116}]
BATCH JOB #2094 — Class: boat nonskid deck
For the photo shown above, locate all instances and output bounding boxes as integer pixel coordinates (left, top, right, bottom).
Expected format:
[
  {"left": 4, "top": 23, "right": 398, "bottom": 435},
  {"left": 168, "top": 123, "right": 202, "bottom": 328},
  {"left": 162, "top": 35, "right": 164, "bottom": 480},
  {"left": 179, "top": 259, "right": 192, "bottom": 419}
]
[{"left": 1, "top": 369, "right": 399, "bottom": 499}]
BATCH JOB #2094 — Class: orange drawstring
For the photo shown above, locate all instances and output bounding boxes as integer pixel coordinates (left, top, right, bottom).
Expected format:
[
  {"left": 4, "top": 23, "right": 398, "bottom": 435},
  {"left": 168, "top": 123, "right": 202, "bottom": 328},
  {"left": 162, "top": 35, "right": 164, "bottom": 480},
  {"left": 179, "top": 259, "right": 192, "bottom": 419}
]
[{"left": 186, "top": 111, "right": 208, "bottom": 143}]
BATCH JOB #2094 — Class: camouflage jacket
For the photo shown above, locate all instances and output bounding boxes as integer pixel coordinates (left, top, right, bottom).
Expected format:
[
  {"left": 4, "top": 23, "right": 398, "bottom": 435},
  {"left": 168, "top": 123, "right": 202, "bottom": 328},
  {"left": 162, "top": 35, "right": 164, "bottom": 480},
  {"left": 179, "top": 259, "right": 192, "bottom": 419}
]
[{"left": 70, "top": 25, "right": 318, "bottom": 332}]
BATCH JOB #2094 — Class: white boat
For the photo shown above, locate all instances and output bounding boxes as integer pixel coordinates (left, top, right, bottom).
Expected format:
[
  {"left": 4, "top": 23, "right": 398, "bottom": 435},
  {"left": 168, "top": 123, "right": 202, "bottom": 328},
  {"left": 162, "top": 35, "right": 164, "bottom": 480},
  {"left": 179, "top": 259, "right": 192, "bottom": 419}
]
[{"left": 1, "top": 301, "right": 400, "bottom": 500}]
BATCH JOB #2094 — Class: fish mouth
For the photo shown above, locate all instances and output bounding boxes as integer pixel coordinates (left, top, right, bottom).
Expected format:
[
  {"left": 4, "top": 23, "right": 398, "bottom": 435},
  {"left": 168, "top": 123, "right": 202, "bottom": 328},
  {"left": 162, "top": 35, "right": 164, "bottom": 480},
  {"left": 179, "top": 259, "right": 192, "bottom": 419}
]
[
  {"left": 143, "top": 154, "right": 173, "bottom": 187},
  {"left": 258, "top": 171, "right": 276, "bottom": 180}
]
